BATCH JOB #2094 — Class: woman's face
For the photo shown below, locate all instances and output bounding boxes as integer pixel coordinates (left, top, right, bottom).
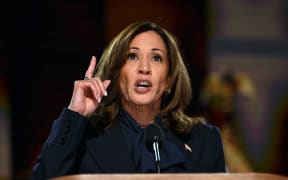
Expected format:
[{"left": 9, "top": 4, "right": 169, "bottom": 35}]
[{"left": 119, "top": 31, "right": 169, "bottom": 108}]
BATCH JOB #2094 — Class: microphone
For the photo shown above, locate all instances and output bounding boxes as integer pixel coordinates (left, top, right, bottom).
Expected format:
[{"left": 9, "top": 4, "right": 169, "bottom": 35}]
[{"left": 144, "top": 123, "right": 163, "bottom": 173}]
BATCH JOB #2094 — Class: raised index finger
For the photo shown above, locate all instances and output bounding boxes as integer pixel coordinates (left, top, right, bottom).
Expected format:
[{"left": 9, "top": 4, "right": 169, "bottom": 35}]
[{"left": 85, "top": 56, "right": 97, "bottom": 79}]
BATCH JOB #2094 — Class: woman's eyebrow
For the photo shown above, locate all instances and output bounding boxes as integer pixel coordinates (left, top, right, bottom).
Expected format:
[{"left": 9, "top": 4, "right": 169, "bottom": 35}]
[
  {"left": 152, "top": 48, "right": 164, "bottom": 54},
  {"left": 128, "top": 47, "right": 164, "bottom": 54},
  {"left": 128, "top": 47, "right": 139, "bottom": 50}
]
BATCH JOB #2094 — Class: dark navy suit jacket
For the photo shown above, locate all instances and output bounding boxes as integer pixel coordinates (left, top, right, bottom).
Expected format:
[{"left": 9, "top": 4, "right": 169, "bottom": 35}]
[{"left": 31, "top": 109, "right": 226, "bottom": 179}]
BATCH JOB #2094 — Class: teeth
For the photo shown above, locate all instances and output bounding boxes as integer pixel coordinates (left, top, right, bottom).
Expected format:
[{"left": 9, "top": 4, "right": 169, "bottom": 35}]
[
  {"left": 137, "top": 81, "right": 150, "bottom": 87},
  {"left": 139, "top": 81, "right": 149, "bottom": 86}
]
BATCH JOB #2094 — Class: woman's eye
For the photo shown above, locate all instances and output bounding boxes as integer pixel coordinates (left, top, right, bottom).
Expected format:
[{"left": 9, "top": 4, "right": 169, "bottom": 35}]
[
  {"left": 152, "top": 55, "right": 162, "bottom": 62},
  {"left": 127, "top": 53, "right": 138, "bottom": 60}
]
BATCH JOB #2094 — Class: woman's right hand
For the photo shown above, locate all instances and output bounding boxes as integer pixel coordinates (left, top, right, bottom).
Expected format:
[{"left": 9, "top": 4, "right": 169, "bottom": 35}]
[{"left": 68, "top": 56, "right": 111, "bottom": 116}]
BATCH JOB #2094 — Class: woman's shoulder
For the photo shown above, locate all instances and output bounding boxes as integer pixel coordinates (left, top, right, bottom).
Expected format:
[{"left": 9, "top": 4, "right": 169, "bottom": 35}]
[
  {"left": 189, "top": 122, "right": 222, "bottom": 139},
  {"left": 195, "top": 122, "right": 220, "bottom": 131}
]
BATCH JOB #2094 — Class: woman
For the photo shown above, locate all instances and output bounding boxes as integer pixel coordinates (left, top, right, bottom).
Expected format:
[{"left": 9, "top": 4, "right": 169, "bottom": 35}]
[{"left": 31, "top": 22, "right": 226, "bottom": 179}]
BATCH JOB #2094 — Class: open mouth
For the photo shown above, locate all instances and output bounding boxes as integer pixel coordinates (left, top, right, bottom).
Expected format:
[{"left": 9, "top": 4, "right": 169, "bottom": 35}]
[{"left": 136, "top": 80, "right": 152, "bottom": 88}]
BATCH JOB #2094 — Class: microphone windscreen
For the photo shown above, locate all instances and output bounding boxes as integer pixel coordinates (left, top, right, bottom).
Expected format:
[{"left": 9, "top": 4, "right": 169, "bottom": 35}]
[{"left": 144, "top": 123, "right": 163, "bottom": 152}]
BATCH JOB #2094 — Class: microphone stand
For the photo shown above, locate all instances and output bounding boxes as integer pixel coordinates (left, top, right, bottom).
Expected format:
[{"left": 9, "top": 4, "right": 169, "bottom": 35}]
[{"left": 153, "top": 136, "right": 161, "bottom": 174}]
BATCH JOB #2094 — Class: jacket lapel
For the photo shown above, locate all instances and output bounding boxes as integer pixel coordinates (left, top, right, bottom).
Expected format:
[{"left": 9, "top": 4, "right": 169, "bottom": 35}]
[{"left": 85, "top": 121, "right": 136, "bottom": 173}]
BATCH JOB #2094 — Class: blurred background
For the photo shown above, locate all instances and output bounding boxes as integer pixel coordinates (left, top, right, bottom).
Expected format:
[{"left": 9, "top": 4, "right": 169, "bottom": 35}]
[{"left": 1, "top": 0, "right": 288, "bottom": 179}]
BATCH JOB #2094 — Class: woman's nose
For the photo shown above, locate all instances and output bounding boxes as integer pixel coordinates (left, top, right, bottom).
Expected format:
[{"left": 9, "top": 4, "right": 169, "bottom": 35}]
[
  {"left": 137, "top": 59, "right": 151, "bottom": 75},
  {"left": 138, "top": 67, "right": 151, "bottom": 75}
]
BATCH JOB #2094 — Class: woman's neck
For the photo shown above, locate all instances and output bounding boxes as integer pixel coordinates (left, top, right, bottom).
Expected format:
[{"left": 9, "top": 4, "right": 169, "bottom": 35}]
[{"left": 121, "top": 101, "right": 160, "bottom": 128}]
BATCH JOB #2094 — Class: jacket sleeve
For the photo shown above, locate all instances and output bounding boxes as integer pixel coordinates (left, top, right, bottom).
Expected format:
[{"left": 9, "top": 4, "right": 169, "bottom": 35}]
[
  {"left": 210, "top": 126, "right": 226, "bottom": 172},
  {"left": 186, "top": 124, "right": 226, "bottom": 173},
  {"left": 215, "top": 128, "right": 226, "bottom": 172},
  {"left": 31, "top": 108, "right": 89, "bottom": 180}
]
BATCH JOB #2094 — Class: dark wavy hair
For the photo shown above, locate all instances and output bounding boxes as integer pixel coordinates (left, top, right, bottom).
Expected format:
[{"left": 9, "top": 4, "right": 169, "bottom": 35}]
[{"left": 92, "top": 21, "right": 204, "bottom": 135}]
